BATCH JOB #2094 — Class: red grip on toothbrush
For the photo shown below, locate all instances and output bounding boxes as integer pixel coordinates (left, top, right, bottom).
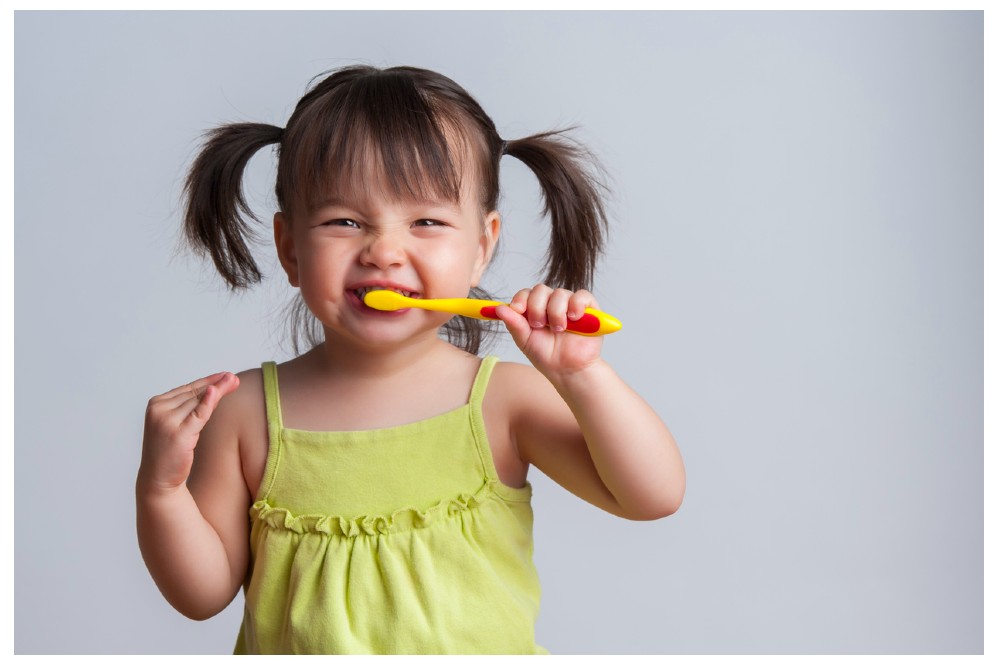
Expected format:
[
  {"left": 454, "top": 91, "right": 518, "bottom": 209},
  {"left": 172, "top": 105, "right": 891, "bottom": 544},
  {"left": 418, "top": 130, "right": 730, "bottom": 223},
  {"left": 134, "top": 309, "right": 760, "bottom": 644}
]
[
  {"left": 479, "top": 306, "right": 601, "bottom": 334},
  {"left": 566, "top": 313, "right": 601, "bottom": 334}
]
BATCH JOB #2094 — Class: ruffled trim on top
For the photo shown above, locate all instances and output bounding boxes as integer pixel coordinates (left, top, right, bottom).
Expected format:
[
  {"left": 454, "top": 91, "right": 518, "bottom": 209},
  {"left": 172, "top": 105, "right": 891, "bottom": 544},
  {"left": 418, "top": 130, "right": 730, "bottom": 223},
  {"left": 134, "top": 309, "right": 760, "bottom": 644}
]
[{"left": 250, "top": 480, "right": 511, "bottom": 538}]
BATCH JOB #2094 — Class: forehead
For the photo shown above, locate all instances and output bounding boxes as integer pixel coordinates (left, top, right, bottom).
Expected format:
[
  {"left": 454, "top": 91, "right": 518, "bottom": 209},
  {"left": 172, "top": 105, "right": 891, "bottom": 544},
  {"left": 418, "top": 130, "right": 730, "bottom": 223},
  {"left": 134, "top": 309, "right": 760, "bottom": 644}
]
[
  {"left": 278, "top": 67, "right": 496, "bottom": 218},
  {"left": 295, "top": 132, "right": 484, "bottom": 217}
]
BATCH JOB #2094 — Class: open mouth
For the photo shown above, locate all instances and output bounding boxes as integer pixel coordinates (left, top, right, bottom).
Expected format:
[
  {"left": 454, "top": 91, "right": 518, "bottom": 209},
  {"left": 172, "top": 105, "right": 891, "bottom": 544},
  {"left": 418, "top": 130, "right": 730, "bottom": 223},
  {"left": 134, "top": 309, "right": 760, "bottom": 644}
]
[{"left": 353, "top": 286, "right": 416, "bottom": 300}]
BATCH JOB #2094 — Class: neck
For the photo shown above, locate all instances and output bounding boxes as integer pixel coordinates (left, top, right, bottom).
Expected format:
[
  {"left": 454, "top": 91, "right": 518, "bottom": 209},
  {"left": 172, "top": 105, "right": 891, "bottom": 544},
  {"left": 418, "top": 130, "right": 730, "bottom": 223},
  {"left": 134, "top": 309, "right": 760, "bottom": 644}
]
[
  {"left": 310, "top": 330, "right": 457, "bottom": 379},
  {"left": 278, "top": 329, "right": 479, "bottom": 433}
]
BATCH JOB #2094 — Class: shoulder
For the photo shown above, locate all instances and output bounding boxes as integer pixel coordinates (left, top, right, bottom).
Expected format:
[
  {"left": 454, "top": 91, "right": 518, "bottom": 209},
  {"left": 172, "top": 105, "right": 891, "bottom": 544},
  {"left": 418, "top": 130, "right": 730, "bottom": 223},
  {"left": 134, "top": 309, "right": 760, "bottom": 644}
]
[
  {"left": 488, "top": 360, "right": 567, "bottom": 412},
  {"left": 195, "top": 365, "right": 268, "bottom": 454},
  {"left": 209, "top": 366, "right": 266, "bottom": 430},
  {"left": 193, "top": 365, "right": 270, "bottom": 498},
  {"left": 484, "top": 359, "right": 577, "bottom": 453}
]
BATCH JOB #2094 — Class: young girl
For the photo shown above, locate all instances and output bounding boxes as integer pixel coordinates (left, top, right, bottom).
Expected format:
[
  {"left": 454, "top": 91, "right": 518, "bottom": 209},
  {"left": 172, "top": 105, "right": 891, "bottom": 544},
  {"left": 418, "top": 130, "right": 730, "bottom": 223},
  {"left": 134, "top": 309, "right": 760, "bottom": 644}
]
[{"left": 137, "top": 65, "right": 685, "bottom": 655}]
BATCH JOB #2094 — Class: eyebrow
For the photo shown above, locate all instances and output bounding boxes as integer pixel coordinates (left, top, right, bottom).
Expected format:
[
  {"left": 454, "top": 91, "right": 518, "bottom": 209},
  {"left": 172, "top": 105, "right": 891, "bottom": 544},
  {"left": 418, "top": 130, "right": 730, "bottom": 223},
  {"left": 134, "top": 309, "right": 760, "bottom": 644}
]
[{"left": 316, "top": 195, "right": 461, "bottom": 211}]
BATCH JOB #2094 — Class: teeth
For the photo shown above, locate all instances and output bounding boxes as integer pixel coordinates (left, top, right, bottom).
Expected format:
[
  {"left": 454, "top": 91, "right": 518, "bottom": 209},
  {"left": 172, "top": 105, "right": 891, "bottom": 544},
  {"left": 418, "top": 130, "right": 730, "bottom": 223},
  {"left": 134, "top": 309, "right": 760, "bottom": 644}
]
[{"left": 355, "top": 286, "right": 412, "bottom": 298}]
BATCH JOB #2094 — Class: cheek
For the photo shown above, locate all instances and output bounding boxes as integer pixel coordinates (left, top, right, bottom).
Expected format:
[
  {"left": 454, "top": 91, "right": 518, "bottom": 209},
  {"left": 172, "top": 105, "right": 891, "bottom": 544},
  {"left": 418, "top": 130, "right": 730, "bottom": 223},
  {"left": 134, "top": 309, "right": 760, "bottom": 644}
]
[
  {"left": 422, "top": 244, "right": 481, "bottom": 279},
  {"left": 300, "top": 241, "right": 349, "bottom": 270},
  {"left": 295, "top": 249, "right": 350, "bottom": 295}
]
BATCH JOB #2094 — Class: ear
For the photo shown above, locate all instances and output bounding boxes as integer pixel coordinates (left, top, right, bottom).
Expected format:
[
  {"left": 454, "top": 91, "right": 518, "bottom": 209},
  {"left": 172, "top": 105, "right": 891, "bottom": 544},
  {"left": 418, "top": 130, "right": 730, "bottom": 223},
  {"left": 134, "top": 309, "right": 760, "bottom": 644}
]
[
  {"left": 273, "top": 212, "right": 300, "bottom": 287},
  {"left": 471, "top": 211, "right": 501, "bottom": 288}
]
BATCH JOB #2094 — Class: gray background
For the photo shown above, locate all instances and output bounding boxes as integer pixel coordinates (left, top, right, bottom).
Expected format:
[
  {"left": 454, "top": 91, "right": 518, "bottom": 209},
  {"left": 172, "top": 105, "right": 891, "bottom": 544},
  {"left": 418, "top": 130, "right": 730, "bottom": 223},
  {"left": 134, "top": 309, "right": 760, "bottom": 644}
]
[{"left": 15, "top": 11, "right": 983, "bottom": 654}]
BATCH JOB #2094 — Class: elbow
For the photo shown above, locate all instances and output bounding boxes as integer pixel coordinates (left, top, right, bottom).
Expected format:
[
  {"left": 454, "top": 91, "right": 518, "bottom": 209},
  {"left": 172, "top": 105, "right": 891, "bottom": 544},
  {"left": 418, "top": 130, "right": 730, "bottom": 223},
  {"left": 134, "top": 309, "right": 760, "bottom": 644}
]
[
  {"left": 626, "top": 499, "right": 682, "bottom": 521},
  {"left": 179, "top": 608, "right": 215, "bottom": 623},
  {"left": 619, "top": 485, "right": 685, "bottom": 521},
  {"left": 173, "top": 598, "right": 230, "bottom": 622},
  {"left": 184, "top": 610, "right": 225, "bottom": 622},
  {"left": 161, "top": 585, "right": 239, "bottom": 622},
  {"left": 622, "top": 453, "right": 686, "bottom": 521}
]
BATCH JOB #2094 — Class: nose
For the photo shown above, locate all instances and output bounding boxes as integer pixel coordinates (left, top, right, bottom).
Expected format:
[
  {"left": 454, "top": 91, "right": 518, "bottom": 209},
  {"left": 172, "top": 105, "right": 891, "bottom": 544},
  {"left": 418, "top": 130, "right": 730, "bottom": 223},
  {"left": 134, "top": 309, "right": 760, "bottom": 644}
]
[{"left": 360, "top": 230, "right": 407, "bottom": 269}]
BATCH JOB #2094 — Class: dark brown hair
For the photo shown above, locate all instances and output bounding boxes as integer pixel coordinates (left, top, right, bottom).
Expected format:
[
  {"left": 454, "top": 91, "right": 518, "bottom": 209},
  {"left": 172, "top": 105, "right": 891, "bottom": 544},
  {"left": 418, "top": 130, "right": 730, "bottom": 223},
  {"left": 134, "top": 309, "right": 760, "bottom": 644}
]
[{"left": 183, "top": 65, "right": 608, "bottom": 354}]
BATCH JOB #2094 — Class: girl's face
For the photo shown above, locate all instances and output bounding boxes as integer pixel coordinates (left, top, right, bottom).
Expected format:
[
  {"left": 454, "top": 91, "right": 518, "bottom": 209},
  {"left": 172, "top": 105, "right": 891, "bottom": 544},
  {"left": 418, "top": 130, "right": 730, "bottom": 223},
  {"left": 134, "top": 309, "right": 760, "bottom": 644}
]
[{"left": 275, "top": 177, "right": 499, "bottom": 350}]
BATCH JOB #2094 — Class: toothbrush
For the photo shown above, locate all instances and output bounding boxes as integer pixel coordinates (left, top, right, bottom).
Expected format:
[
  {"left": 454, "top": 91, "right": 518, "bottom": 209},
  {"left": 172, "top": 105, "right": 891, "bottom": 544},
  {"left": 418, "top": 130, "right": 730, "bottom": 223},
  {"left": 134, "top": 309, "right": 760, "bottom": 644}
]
[{"left": 363, "top": 290, "right": 622, "bottom": 336}]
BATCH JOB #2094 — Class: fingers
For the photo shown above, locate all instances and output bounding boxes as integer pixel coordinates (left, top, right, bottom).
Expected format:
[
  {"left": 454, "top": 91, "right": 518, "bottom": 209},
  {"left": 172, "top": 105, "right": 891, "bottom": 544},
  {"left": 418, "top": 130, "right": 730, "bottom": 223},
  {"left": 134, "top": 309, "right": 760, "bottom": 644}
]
[
  {"left": 566, "top": 290, "right": 594, "bottom": 322},
  {"left": 183, "top": 376, "right": 235, "bottom": 429},
  {"left": 153, "top": 372, "right": 239, "bottom": 410},
  {"left": 146, "top": 372, "right": 240, "bottom": 431},
  {"left": 156, "top": 372, "right": 233, "bottom": 404},
  {"left": 495, "top": 303, "right": 532, "bottom": 348},
  {"left": 141, "top": 372, "right": 240, "bottom": 492},
  {"left": 507, "top": 285, "right": 598, "bottom": 333},
  {"left": 185, "top": 372, "right": 240, "bottom": 424}
]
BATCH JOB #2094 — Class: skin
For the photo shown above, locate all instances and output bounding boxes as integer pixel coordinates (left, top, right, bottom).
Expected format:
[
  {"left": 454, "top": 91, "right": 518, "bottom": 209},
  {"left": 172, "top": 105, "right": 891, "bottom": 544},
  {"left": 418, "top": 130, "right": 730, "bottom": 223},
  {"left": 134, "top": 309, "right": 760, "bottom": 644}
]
[{"left": 136, "top": 173, "right": 685, "bottom": 621}]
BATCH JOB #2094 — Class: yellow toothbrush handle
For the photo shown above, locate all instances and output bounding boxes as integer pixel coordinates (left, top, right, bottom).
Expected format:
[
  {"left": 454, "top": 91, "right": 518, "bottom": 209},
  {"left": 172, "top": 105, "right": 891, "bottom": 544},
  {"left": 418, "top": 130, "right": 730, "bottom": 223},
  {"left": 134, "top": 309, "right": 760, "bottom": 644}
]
[
  {"left": 436, "top": 298, "right": 622, "bottom": 336},
  {"left": 363, "top": 291, "right": 622, "bottom": 336},
  {"left": 418, "top": 297, "right": 505, "bottom": 319}
]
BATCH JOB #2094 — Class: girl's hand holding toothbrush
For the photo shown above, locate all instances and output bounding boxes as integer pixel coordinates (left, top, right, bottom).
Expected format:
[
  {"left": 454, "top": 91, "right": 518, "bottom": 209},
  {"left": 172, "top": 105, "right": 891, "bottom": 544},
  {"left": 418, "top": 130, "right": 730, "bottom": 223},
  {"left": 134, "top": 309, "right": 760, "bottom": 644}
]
[{"left": 495, "top": 285, "right": 606, "bottom": 382}]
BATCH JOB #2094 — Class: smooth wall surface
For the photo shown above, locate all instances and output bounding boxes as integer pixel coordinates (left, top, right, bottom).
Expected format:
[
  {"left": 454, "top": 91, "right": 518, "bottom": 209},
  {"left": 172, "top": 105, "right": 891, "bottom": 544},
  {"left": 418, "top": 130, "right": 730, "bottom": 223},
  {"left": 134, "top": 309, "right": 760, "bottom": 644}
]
[{"left": 15, "top": 11, "right": 983, "bottom": 654}]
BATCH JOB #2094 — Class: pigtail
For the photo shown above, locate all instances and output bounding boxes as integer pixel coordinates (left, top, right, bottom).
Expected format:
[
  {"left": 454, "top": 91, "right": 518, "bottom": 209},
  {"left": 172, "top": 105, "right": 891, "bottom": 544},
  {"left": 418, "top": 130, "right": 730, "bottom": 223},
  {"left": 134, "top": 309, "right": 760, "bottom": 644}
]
[
  {"left": 183, "top": 123, "right": 284, "bottom": 289},
  {"left": 503, "top": 130, "right": 609, "bottom": 291}
]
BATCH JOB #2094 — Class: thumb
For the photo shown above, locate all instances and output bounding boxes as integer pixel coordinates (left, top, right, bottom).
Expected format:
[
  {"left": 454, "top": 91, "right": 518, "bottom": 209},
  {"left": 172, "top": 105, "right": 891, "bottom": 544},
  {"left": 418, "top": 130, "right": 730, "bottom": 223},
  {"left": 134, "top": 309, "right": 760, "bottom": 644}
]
[
  {"left": 495, "top": 304, "right": 533, "bottom": 350},
  {"left": 184, "top": 372, "right": 240, "bottom": 430}
]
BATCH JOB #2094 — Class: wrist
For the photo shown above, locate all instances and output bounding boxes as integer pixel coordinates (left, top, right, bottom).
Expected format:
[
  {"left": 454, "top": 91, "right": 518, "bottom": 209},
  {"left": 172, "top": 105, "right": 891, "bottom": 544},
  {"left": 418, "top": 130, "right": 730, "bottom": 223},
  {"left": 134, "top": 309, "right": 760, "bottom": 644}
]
[
  {"left": 135, "top": 469, "right": 189, "bottom": 504},
  {"left": 546, "top": 357, "right": 616, "bottom": 397}
]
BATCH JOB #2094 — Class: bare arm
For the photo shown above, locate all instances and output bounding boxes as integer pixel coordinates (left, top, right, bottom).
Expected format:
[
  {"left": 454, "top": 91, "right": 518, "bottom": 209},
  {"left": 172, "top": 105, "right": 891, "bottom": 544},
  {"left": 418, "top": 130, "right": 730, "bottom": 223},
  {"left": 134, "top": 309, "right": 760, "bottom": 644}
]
[
  {"left": 495, "top": 287, "right": 685, "bottom": 520},
  {"left": 136, "top": 372, "right": 250, "bottom": 620}
]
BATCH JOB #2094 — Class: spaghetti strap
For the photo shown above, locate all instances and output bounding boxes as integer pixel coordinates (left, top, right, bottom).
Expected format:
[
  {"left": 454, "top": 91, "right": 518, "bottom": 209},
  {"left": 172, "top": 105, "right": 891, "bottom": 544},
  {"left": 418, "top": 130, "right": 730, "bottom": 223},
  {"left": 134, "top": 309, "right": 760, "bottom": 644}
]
[
  {"left": 466, "top": 355, "right": 511, "bottom": 492},
  {"left": 468, "top": 355, "right": 498, "bottom": 409},
  {"left": 260, "top": 361, "right": 284, "bottom": 429},
  {"left": 256, "top": 361, "right": 284, "bottom": 503}
]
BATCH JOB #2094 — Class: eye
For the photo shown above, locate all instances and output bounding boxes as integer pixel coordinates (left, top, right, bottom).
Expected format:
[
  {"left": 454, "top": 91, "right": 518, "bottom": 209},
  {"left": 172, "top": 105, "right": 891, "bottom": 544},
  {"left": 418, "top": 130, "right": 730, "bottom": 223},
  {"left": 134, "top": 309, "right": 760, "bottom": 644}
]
[
  {"left": 322, "top": 218, "right": 360, "bottom": 228},
  {"left": 413, "top": 219, "right": 447, "bottom": 228}
]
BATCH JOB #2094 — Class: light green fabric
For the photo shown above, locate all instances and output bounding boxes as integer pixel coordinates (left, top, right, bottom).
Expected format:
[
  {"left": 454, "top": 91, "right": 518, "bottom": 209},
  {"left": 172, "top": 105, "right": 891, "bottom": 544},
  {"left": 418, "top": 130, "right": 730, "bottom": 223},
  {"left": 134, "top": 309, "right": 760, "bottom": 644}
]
[{"left": 234, "top": 356, "right": 546, "bottom": 654}]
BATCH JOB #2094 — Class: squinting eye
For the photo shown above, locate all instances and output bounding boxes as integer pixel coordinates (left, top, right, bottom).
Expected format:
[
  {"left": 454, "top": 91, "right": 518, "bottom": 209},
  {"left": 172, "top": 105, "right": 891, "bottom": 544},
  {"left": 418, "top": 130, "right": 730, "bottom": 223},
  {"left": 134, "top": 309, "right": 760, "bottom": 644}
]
[
  {"left": 324, "top": 219, "right": 360, "bottom": 228},
  {"left": 414, "top": 219, "right": 445, "bottom": 227}
]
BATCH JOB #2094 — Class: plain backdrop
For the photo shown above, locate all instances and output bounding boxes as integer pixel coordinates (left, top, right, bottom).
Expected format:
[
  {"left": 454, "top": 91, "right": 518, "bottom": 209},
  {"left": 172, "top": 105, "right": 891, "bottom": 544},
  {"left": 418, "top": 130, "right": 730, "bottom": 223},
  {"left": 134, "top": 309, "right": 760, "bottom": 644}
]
[{"left": 14, "top": 10, "right": 983, "bottom": 654}]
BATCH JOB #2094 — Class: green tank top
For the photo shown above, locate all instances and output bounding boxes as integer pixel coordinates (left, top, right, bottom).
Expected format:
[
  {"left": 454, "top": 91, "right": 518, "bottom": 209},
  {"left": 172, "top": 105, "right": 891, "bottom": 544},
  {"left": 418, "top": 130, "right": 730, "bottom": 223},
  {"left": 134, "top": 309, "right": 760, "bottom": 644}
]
[{"left": 234, "top": 356, "right": 546, "bottom": 654}]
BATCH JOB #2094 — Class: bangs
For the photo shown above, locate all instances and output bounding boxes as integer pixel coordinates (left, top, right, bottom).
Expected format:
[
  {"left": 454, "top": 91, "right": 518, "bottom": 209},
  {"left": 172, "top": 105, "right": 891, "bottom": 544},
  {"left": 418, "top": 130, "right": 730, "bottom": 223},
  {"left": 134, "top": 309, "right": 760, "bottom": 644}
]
[{"left": 278, "top": 69, "right": 480, "bottom": 216}]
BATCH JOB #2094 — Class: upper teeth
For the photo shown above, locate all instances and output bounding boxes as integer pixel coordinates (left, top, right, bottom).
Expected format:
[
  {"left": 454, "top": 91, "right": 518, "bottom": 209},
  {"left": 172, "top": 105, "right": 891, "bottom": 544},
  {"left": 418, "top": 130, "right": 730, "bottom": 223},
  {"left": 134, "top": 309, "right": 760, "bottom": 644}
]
[{"left": 356, "top": 286, "right": 412, "bottom": 298}]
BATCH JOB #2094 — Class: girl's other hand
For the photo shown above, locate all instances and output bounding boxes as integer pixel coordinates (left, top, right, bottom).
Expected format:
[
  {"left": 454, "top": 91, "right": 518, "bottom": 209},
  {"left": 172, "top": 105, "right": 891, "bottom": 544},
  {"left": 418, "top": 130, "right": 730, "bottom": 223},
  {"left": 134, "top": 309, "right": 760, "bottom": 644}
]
[
  {"left": 495, "top": 285, "right": 604, "bottom": 380},
  {"left": 138, "top": 372, "right": 240, "bottom": 497}
]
